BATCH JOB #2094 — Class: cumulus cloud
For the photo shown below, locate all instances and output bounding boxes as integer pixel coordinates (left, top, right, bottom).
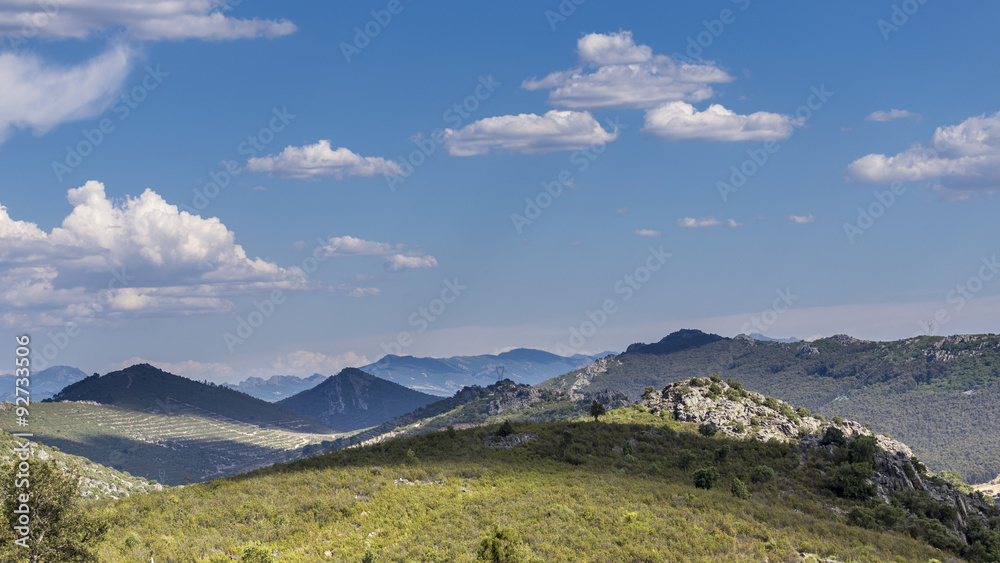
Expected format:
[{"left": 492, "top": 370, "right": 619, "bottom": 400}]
[
  {"left": 789, "top": 214, "right": 815, "bottom": 224},
  {"left": 677, "top": 216, "right": 742, "bottom": 228},
  {"left": 0, "top": 0, "right": 296, "bottom": 41},
  {"left": 866, "top": 109, "right": 921, "bottom": 122},
  {"left": 271, "top": 350, "right": 369, "bottom": 376},
  {"left": 0, "top": 46, "right": 133, "bottom": 144},
  {"left": 0, "top": 181, "right": 304, "bottom": 323},
  {"left": 247, "top": 140, "right": 402, "bottom": 179},
  {"left": 643, "top": 101, "right": 800, "bottom": 142},
  {"left": 443, "top": 110, "right": 617, "bottom": 156},
  {"left": 318, "top": 236, "right": 437, "bottom": 272},
  {"left": 845, "top": 111, "right": 1000, "bottom": 194},
  {"left": 522, "top": 31, "right": 732, "bottom": 109},
  {"left": 634, "top": 229, "right": 662, "bottom": 237}
]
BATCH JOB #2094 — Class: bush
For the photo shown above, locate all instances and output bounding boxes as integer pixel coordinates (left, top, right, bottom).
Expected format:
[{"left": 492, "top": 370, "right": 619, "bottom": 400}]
[
  {"left": 693, "top": 467, "right": 720, "bottom": 490},
  {"left": 827, "top": 463, "right": 875, "bottom": 499},
  {"left": 714, "top": 445, "right": 730, "bottom": 462},
  {"left": 690, "top": 378, "right": 707, "bottom": 387},
  {"left": 405, "top": 449, "right": 419, "bottom": 465},
  {"left": 847, "top": 435, "right": 879, "bottom": 464},
  {"left": 710, "top": 373, "right": 722, "bottom": 383},
  {"left": 589, "top": 400, "right": 606, "bottom": 421},
  {"left": 698, "top": 424, "right": 717, "bottom": 437},
  {"left": 641, "top": 386, "right": 656, "bottom": 400},
  {"left": 731, "top": 478, "right": 750, "bottom": 500},
  {"left": 477, "top": 527, "right": 533, "bottom": 562},
  {"left": 730, "top": 421, "right": 745, "bottom": 433},
  {"left": 240, "top": 541, "right": 276, "bottom": 563},
  {"left": 763, "top": 397, "right": 780, "bottom": 411},
  {"left": 796, "top": 407, "right": 812, "bottom": 418},
  {"left": 677, "top": 449, "right": 698, "bottom": 470},
  {"left": 821, "top": 426, "right": 847, "bottom": 447},
  {"left": 496, "top": 420, "right": 515, "bottom": 438},
  {"left": 750, "top": 465, "right": 776, "bottom": 483},
  {"left": 362, "top": 547, "right": 378, "bottom": 563},
  {"left": 832, "top": 416, "right": 844, "bottom": 425}
]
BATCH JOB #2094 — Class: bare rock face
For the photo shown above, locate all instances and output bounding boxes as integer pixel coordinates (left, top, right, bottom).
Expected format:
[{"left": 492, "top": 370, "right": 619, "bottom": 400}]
[
  {"left": 486, "top": 381, "right": 542, "bottom": 415},
  {"left": 484, "top": 432, "right": 536, "bottom": 449},
  {"left": 643, "top": 377, "right": 912, "bottom": 457},
  {"left": 797, "top": 344, "right": 820, "bottom": 357}
]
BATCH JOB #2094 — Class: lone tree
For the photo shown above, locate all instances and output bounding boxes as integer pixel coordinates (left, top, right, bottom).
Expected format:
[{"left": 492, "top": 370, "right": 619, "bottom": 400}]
[
  {"left": 590, "top": 400, "right": 606, "bottom": 421},
  {"left": 0, "top": 459, "right": 108, "bottom": 562}
]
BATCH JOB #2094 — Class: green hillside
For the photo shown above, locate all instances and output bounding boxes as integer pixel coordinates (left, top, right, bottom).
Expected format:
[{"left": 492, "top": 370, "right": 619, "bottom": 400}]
[
  {"left": 82, "top": 396, "right": 998, "bottom": 562},
  {"left": 542, "top": 330, "right": 1000, "bottom": 483},
  {"left": 50, "top": 363, "right": 331, "bottom": 433},
  {"left": 0, "top": 424, "right": 159, "bottom": 500},
  {"left": 25, "top": 401, "right": 336, "bottom": 486}
]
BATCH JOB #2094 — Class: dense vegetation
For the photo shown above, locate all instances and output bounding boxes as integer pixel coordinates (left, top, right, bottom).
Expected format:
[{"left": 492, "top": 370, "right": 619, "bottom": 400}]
[
  {"left": 76, "top": 405, "right": 995, "bottom": 562},
  {"left": 50, "top": 364, "right": 330, "bottom": 433},
  {"left": 542, "top": 331, "right": 1000, "bottom": 483}
]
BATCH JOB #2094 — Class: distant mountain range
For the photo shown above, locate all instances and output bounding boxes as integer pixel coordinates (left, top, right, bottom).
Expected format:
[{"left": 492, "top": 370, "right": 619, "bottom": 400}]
[
  {"left": 277, "top": 368, "right": 439, "bottom": 431},
  {"left": 748, "top": 333, "right": 801, "bottom": 343},
  {"left": 360, "top": 348, "right": 615, "bottom": 395},
  {"left": 49, "top": 363, "right": 330, "bottom": 433},
  {"left": 223, "top": 373, "right": 327, "bottom": 401},
  {"left": 542, "top": 329, "right": 1000, "bottom": 484},
  {"left": 0, "top": 365, "right": 89, "bottom": 402}
]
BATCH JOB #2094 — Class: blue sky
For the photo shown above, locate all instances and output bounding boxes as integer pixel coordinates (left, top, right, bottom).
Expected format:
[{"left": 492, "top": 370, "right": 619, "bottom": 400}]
[{"left": 1, "top": 1, "right": 999, "bottom": 382}]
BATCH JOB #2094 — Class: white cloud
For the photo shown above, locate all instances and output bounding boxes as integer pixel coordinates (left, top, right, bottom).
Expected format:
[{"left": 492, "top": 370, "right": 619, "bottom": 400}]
[
  {"left": 677, "top": 216, "right": 742, "bottom": 228},
  {"left": 271, "top": 350, "right": 369, "bottom": 376},
  {"left": 247, "top": 140, "right": 402, "bottom": 179},
  {"left": 789, "top": 214, "right": 815, "bottom": 224},
  {"left": 866, "top": 109, "right": 921, "bottom": 122},
  {"left": 0, "top": 46, "right": 133, "bottom": 144},
  {"left": 443, "top": 110, "right": 617, "bottom": 156},
  {"left": 0, "top": 1, "right": 296, "bottom": 41},
  {"left": 576, "top": 30, "right": 652, "bottom": 66},
  {"left": 0, "top": 181, "right": 304, "bottom": 322},
  {"left": 318, "top": 236, "right": 437, "bottom": 272},
  {"left": 643, "top": 101, "right": 800, "bottom": 142},
  {"left": 522, "top": 31, "right": 732, "bottom": 109},
  {"left": 845, "top": 111, "right": 1000, "bottom": 194},
  {"left": 634, "top": 229, "right": 662, "bottom": 238}
]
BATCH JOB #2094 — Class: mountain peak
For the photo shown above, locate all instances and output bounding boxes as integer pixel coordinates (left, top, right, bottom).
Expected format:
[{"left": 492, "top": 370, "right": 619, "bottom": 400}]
[{"left": 624, "top": 329, "right": 724, "bottom": 355}]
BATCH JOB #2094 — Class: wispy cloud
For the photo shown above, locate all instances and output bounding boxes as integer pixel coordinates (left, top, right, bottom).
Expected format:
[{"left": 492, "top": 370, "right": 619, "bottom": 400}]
[
  {"left": 318, "top": 236, "right": 438, "bottom": 271},
  {"left": 635, "top": 229, "right": 662, "bottom": 237},
  {"left": 677, "top": 216, "right": 742, "bottom": 228},
  {"left": 789, "top": 214, "right": 815, "bottom": 224},
  {"left": 865, "top": 109, "right": 921, "bottom": 122}
]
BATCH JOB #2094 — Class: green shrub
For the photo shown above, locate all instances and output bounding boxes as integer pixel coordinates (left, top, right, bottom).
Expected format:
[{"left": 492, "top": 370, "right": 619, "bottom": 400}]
[
  {"left": 405, "top": 449, "right": 419, "bottom": 465},
  {"left": 240, "top": 541, "right": 275, "bottom": 563},
  {"left": 677, "top": 449, "right": 698, "bottom": 470},
  {"left": 847, "top": 435, "right": 879, "bottom": 464},
  {"left": 731, "top": 478, "right": 750, "bottom": 500},
  {"left": 821, "top": 426, "right": 847, "bottom": 447},
  {"left": 730, "top": 421, "right": 745, "bottom": 433},
  {"left": 710, "top": 374, "right": 722, "bottom": 383},
  {"left": 714, "top": 445, "right": 730, "bottom": 462},
  {"left": 707, "top": 383, "right": 723, "bottom": 397},
  {"left": 690, "top": 378, "right": 707, "bottom": 387},
  {"left": 693, "top": 467, "right": 720, "bottom": 490},
  {"left": 362, "top": 547, "right": 378, "bottom": 563},
  {"left": 641, "top": 386, "right": 656, "bottom": 400},
  {"left": 763, "top": 397, "right": 780, "bottom": 411},
  {"left": 698, "top": 424, "right": 717, "bottom": 437},
  {"left": 827, "top": 463, "right": 875, "bottom": 499},
  {"left": 622, "top": 441, "right": 635, "bottom": 455},
  {"left": 796, "top": 407, "right": 812, "bottom": 418},
  {"left": 832, "top": 416, "right": 844, "bottom": 425},
  {"left": 496, "top": 420, "right": 515, "bottom": 438},
  {"left": 477, "top": 527, "right": 533, "bottom": 562},
  {"left": 750, "top": 465, "right": 776, "bottom": 483}
]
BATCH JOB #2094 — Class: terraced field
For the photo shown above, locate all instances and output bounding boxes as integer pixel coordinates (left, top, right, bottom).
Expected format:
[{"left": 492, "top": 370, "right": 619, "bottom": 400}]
[{"left": 28, "top": 401, "right": 343, "bottom": 486}]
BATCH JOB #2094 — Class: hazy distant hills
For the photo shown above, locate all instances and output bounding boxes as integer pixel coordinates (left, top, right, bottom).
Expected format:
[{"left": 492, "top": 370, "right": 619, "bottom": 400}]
[
  {"left": 0, "top": 365, "right": 88, "bottom": 402},
  {"left": 748, "top": 333, "right": 801, "bottom": 343},
  {"left": 277, "top": 368, "right": 439, "bottom": 430},
  {"left": 542, "top": 329, "right": 1000, "bottom": 483},
  {"left": 223, "top": 373, "right": 327, "bottom": 401},
  {"left": 50, "top": 363, "right": 331, "bottom": 433},
  {"left": 360, "top": 348, "right": 615, "bottom": 396}
]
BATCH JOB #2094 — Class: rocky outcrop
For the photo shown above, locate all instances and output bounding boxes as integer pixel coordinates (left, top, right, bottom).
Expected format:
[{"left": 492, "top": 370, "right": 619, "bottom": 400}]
[{"left": 487, "top": 381, "right": 542, "bottom": 415}]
